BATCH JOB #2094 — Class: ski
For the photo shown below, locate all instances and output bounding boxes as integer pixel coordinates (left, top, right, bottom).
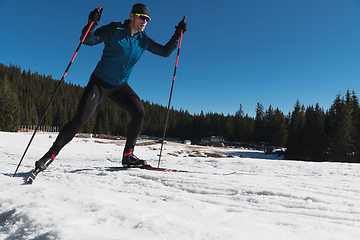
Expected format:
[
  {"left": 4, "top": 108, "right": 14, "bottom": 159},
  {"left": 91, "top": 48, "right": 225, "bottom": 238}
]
[
  {"left": 93, "top": 164, "right": 236, "bottom": 175},
  {"left": 26, "top": 164, "right": 235, "bottom": 185},
  {"left": 93, "top": 164, "right": 190, "bottom": 173},
  {"left": 26, "top": 168, "right": 41, "bottom": 184}
]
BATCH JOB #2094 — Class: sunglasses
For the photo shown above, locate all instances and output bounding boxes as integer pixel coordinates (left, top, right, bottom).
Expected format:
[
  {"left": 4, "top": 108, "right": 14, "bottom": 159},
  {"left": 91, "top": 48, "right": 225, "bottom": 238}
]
[{"left": 135, "top": 13, "right": 151, "bottom": 22}]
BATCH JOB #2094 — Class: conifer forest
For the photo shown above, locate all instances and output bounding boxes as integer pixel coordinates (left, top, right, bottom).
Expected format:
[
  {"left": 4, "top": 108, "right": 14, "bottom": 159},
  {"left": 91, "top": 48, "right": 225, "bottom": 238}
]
[{"left": 1, "top": 63, "right": 359, "bottom": 163}]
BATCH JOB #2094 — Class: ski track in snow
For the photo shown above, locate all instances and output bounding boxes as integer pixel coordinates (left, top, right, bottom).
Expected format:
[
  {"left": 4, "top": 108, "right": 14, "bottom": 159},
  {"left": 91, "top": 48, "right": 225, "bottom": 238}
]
[{"left": 0, "top": 132, "right": 360, "bottom": 240}]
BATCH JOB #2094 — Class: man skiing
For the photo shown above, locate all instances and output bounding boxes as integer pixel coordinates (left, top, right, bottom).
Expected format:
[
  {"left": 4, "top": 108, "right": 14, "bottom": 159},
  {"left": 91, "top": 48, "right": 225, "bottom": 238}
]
[{"left": 34, "top": 3, "right": 187, "bottom": 171}]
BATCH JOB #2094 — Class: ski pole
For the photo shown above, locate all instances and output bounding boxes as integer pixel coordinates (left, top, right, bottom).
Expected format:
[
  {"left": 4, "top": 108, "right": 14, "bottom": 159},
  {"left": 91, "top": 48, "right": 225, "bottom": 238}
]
[
  {"left": 13, "top": 6, "right": 102, "bottom": 177},
  {"left": 158, "top": 16, "right": 186, "bottom": 168}
]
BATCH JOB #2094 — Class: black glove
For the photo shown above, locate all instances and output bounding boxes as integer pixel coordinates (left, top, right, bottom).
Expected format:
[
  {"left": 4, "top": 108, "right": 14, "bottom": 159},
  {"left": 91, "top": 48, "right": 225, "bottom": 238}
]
[
  {"left": 88, "top": 8, "right": 103, "bottom": 30},
  {"left": 175, "top": 18, "right": 187, "bottom": 38}
]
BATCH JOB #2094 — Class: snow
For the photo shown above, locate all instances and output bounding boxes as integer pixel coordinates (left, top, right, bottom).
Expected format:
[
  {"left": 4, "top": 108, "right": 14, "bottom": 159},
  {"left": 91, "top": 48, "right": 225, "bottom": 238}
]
[{"left": 1, "top": 132, "right": 360, "bottom": 240}]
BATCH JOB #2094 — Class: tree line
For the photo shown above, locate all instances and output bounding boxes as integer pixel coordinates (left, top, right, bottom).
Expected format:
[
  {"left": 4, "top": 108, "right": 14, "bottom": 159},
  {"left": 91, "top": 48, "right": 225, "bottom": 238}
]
[{"left": 0, "top": 63, "right": 359, "bottom": 163}]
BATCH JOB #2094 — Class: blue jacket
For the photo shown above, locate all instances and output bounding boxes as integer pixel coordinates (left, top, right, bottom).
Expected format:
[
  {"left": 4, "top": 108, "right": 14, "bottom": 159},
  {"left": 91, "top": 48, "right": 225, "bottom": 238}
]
[{"left": 81, "top": 20, "right": 179, "bottom": 86}]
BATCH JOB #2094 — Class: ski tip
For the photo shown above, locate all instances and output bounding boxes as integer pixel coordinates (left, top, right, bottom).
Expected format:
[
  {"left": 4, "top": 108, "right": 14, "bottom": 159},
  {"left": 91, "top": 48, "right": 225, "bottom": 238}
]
[
  {"left": 24, "top": 175, "right": 35, "bottom": 185},
  {"left": 25, "top": 179, "right": 33, "bottom": 185},
  {"left": 25, "top": 175, "right": 35, "bottom": 185}
]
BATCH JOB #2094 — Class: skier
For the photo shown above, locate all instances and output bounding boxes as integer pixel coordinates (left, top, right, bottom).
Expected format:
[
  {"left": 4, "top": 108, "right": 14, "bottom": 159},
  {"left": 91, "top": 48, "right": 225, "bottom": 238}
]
[{"left": 34, "top": 3, "right": 187, "bottom": 171}]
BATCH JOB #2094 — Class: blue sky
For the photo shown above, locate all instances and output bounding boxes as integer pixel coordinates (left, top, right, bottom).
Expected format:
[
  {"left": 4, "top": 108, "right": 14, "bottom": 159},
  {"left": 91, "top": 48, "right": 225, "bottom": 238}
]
[{"left": 1, "top": 0, "right": 360, "bottom": 117}]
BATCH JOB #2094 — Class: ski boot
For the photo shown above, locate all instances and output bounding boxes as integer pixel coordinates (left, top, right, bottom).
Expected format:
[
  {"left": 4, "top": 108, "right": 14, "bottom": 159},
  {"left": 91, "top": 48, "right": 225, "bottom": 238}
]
[
  {"left": 35, "top": 150, "right": 57, "bottom": 171},
  {"left": 27, "top": 151, "right": 57, "bottom": 184},
  {"left": 122, "top": 148, "right": 147, "bottom": 167}
]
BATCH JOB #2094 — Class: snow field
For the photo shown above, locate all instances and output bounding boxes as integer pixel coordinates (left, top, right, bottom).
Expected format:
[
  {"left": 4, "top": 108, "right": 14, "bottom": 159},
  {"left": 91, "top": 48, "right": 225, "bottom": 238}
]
[{"left": 1, "top": 132, "right": 360, "bottom": 239}]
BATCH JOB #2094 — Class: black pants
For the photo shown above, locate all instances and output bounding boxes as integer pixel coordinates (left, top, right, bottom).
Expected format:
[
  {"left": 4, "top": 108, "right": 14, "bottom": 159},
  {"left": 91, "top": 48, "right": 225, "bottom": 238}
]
[{"left": 50, "top": 74, "right": 145, "bottom": 154}]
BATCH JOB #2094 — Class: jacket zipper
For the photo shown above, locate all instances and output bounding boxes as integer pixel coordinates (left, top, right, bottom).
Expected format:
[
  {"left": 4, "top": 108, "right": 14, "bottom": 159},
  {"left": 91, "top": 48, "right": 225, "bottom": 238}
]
[{"left": 118, "top": 35, "right": 134, "bottom": 83}]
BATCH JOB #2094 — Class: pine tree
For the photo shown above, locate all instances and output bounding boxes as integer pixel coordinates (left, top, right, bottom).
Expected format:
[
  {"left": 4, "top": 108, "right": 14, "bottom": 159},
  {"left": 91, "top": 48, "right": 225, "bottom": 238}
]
[
  {"left": 0, "top": 75, "right": 20, "bottom": 131},
  {"left": 348, "top": 90, "right": 360, "bottom": 161},
  {"left": 233, "top": 104, "right": 244, "bottom": 142},
  {"left": 327, "top": 94, "right": 355, "bottom": 162},
  {"left": 254, "top": 102, "right": 265, "bottom": 143},
  {"left": 271, "top": 108, "right": 287, "bottom": 147},
  {"left": 302, "top": 104, "right": 326, "bottom": 161},
  {"left": 285, "top": 100, "right": 305, "bottom": 159},
  {"left": 243, "top": 114, "right": 254, "bottom": 142}
]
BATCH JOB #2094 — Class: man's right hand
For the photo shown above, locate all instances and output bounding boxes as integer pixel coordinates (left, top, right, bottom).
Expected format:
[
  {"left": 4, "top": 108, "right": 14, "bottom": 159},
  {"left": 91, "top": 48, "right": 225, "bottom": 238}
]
[{"left": 88, "top": 8, "right": 103, "bottom": 26}]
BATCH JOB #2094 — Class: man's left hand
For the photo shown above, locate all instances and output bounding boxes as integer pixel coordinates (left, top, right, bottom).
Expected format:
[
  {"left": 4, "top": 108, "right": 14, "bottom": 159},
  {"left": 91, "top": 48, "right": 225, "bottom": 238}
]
[{"left": 175, "top": 18, "right": 187, "bottom": 35}]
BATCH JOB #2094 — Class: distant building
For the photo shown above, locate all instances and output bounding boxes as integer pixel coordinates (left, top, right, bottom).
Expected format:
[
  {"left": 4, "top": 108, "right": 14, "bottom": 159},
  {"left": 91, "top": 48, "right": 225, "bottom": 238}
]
[{"left": 184, "top": 140, "right": 191, "bottom": 145}]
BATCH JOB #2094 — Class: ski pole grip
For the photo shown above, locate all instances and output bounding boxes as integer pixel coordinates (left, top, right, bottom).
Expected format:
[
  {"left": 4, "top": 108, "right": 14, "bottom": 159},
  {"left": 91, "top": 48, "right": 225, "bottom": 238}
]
[
  {"left": 97, "top": 6, "right": 103, "bottom": 15},
  {"left": 88, "top": 6, "right": 103, "bottom": 27},
  {"left": 89, "top": 6, "right": 103, "bottom": 27},
  {"left": 81, "top": 6, "right": 102, "bottom": 43},
  {"left": 180, "top": 16, "right": 186, "bottom": 35}
]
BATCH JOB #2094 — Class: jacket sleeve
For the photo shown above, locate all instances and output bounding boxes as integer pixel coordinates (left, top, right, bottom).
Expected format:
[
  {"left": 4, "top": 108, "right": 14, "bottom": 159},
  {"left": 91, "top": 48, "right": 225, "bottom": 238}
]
[
  {"left": 80, "top": 22, "right": 117, "bottom": 46},
  {"left": 146, "top": 33, "right": 179, "bottom": 57}
]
